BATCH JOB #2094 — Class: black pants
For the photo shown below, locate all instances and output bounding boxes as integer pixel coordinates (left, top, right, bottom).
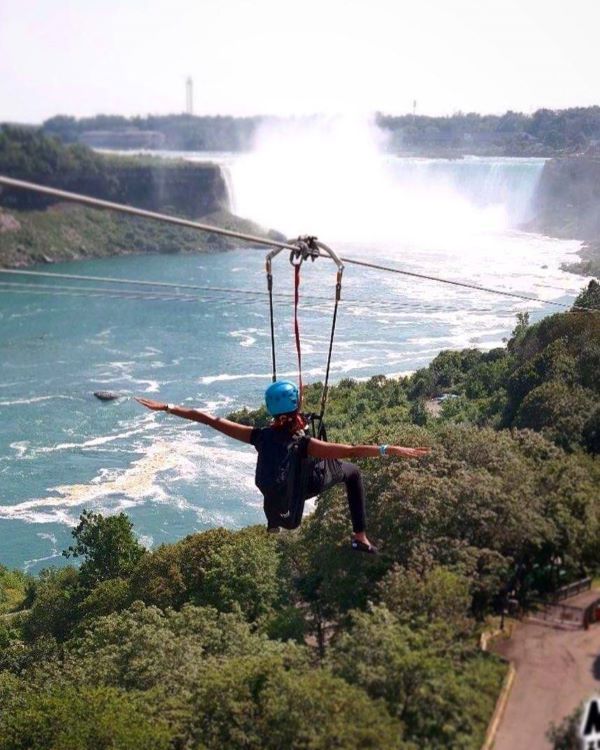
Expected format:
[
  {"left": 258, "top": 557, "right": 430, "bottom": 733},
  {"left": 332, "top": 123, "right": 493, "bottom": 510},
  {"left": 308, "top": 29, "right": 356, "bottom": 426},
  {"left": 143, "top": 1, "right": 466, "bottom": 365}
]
[
  {"left": 336, "top": 461, "right": 366, "bottom": 533},
  {"left": 264, "top": 461, "right": 366, "bottom": 533}
]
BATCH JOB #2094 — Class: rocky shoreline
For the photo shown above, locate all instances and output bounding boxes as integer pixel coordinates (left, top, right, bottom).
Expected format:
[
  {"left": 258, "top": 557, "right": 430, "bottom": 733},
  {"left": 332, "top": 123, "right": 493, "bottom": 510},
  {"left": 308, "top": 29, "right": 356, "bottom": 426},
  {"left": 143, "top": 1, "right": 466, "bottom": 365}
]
[
  {"left": 561, "top": 240, "right": 600, "bottom": 277},
  {"left": 530, "top": 155, "right": 600, "bottom": 278},
  {"left": 0, "top": 203, "right": 283, "bottom": 269}
]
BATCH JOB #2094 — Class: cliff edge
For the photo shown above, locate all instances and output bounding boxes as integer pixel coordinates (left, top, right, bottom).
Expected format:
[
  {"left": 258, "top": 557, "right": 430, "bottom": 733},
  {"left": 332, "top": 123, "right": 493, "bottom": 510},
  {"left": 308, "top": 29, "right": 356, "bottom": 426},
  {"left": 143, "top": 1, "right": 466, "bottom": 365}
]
[
  {"left": 530, "top": 155, "right": 600, "bottom": 276},
  {"left": 0, "top": 126, "right": 282, "bottom": 268}
]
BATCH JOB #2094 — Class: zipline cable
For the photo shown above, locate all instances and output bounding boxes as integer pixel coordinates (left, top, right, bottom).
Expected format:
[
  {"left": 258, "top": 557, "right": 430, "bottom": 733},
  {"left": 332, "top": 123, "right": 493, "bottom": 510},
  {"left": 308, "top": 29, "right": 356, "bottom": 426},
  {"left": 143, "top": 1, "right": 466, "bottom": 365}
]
[
  {"left": 0, "top": 280, "right": 201, "bottom": 300},
  {"left": 332, "top": 256, "right": 582, "bottom": 311},
  {"left": 0, "top": 175, "right": 297, "bottom": 252},
  {"left": 0, "top": 268, "right": 318, "bottom": 300},
  {"left": 0, "top": 280, "right": 504, "bottom": 317},
  {"left": 0, "top": 280, "right": 321, "bottom": 308},
  {"left": 0, "top": 174, "right": 595, "bottom": 313},
  {"left": 0, "top": 270, "right": 483, "bottom": 313}
]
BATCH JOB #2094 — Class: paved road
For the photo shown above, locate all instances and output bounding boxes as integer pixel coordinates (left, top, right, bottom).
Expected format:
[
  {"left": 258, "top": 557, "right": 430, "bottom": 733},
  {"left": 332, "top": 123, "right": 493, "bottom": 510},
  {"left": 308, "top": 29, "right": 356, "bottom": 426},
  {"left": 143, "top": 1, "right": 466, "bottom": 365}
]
[{"left": 493, "top": 621, "right": 600, "bottom": 749}]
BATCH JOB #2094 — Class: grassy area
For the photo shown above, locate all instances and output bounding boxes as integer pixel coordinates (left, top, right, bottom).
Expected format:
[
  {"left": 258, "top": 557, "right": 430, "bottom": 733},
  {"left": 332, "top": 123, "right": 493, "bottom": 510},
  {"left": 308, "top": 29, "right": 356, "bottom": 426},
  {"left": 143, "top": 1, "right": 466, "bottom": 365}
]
[
  {"left": 0, "top": 203, "right": 284, "bottom": 268},
  {"left": 0, "top": 566, "right": 30, "bottom": 614}
]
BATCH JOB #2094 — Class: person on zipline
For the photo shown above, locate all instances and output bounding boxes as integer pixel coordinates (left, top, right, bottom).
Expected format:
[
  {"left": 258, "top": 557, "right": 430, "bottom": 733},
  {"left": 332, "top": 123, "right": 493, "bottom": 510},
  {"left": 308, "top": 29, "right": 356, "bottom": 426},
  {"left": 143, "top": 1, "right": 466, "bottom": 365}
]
[{"left": 137, "top": 381, "right": 428, "bottom": 554}]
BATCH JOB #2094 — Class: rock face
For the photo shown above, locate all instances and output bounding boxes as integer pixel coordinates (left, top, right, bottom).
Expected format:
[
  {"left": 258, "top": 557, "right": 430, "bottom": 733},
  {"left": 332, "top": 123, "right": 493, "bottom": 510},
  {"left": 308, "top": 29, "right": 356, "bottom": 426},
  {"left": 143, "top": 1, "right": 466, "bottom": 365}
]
[
  {"left": 0, "top": 129, "right": 283, "bottom": 269},
  {"left": 0, "top": 160, "right": 230, "bottom": 219},
  {"left": 0, "top": 210, "right": 21, "bottom": 233},
  {"left": 110, "top": 161, "right": 229, "bottom": 217},
  {"left": 532, "top": 156, "right": 600, "bottom": 240}
]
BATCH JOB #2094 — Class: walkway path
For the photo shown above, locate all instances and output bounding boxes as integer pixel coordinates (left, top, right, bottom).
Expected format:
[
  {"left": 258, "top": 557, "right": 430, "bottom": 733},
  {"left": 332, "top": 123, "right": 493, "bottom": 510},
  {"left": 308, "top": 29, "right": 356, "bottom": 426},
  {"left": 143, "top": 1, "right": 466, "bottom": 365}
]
[{"left": 492, "top": 620, "right": 600, "bottom": 749}]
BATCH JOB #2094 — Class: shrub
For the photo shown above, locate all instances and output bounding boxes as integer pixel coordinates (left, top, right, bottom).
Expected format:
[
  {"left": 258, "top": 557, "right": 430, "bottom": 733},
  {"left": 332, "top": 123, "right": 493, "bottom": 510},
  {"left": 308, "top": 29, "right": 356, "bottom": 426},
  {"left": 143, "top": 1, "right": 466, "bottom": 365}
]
[{"left": 23, "top": 566, "right": 81, "bottom": 641}]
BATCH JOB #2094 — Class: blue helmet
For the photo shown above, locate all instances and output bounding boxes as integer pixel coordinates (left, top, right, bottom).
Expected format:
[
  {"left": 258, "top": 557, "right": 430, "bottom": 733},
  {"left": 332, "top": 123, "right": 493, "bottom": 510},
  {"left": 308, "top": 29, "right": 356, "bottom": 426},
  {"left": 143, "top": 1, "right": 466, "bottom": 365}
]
[{"left": 265, "top": 380, "right": 300, "bottom": 416}]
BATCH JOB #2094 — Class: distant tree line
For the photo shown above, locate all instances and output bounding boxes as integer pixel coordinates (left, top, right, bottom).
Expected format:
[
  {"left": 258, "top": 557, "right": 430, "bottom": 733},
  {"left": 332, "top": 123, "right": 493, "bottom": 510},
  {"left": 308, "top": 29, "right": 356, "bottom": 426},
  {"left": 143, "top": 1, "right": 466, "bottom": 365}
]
[
  {"left": 34, "top": 107, "right": 600, "bottom": 154},
  {"left": 42, "top": 113, "right": 261, "bottom": 151},
  {"left": 377, "top": 107, "right": 600, "bottom": 154}
]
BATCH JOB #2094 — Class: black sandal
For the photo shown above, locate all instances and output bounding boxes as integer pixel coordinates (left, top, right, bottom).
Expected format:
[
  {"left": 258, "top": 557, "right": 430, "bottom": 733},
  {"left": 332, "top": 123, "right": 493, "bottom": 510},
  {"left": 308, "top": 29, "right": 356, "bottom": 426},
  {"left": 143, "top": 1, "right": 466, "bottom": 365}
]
[{"left": 351, "top": 539, "right": 378, "bottom": 555}]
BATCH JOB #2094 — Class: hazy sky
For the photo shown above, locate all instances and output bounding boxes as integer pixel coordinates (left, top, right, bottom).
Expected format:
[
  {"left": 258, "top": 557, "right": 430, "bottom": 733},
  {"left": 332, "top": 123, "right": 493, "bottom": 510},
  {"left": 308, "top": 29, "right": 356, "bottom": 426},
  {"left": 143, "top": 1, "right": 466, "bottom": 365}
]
[{"left": 1, "top": 0, "right": 599, "bottom": 123}]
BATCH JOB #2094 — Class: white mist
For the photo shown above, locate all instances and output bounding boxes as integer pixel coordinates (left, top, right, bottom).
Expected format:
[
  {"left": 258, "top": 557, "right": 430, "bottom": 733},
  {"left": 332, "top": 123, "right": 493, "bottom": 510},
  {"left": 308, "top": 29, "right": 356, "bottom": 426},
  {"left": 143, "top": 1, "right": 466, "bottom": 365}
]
[{"left": 228, "top": 115, "right": 532, "bottom": 246}]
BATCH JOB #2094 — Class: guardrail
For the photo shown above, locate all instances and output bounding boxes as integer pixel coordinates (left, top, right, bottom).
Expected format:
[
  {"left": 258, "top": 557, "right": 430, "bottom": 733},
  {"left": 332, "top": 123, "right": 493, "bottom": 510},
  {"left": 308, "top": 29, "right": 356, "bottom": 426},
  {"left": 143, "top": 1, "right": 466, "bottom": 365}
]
[
  {"left": 528, "top": 601, "right": 585, "bottom": 628},
  {"left": 526, "top": 578, "right": 596, "bottom": 629},
  {"left": 550, "top": 577, "right": 592, "bottom": 603}
]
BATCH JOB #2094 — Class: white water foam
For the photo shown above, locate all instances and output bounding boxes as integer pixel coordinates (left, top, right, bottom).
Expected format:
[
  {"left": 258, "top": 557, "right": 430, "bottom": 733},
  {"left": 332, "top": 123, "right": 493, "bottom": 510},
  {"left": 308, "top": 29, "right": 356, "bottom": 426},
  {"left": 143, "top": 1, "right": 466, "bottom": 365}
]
[
  {"left": 137, "top": 534, "right": 154, "bottom": 550},
  {"left": 0, "top": 395, "right": 78, "bottom": 407},
  {"left": 0, "top": 431, "right": 259, "bottom": 526},
  {"left": 229, "top": 329, "right": 260, "bottom": 348},
  {"left": 91, "top": 360, "right": 167, "bottom": 393},
  {"left": 184, "top": 394, "right": 236, "bottom": 412},
  {"left": 34, "top": 417, "right": 160, "bottom": 456},
  {"left": 23, "top": 532, "right": 61, "bottom": 571}
]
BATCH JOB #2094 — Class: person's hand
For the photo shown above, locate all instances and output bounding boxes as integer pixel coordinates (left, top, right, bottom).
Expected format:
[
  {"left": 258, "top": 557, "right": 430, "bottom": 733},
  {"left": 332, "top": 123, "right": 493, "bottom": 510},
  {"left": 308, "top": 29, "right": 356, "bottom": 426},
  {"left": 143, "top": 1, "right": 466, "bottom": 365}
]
[
  {"left": 388, "top": 446, "right": 430, "bottom": 459},
  {"left": 135, "top": 397, "right": 168, "bottom": 412}
]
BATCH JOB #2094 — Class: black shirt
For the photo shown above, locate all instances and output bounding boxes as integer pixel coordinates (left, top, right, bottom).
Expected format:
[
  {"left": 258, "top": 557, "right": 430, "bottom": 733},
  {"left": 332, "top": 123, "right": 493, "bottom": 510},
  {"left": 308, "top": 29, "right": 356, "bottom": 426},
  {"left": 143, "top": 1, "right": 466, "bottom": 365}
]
[{"left": 250, "top": 426, "right": 309, "bottom": 496}]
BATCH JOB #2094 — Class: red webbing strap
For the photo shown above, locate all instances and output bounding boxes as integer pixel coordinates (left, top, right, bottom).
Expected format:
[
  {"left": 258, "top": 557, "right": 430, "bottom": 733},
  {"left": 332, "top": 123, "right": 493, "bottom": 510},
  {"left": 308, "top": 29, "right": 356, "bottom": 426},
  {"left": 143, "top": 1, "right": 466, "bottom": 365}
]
[{"left": 294, "top": 263, "right": 303, "bottom": 407}]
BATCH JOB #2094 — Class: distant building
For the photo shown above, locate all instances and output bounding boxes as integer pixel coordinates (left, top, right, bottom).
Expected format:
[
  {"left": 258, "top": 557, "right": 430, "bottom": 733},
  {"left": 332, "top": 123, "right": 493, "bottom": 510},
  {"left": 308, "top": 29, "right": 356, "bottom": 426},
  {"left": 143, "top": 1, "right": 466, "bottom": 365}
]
[{"left": 186, "top": 77, "right": 194, "bottom": 115}]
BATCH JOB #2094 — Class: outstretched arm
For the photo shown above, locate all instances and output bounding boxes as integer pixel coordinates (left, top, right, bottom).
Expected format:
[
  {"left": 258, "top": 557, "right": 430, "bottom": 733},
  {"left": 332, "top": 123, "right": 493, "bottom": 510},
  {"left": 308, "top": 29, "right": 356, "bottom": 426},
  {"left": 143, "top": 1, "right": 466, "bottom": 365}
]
[
  {"left": 307, "top": 438, "right": 429, "bottom": 460},
  {"left": 135, "top": 398, "right": 253, "bottom": 444}
]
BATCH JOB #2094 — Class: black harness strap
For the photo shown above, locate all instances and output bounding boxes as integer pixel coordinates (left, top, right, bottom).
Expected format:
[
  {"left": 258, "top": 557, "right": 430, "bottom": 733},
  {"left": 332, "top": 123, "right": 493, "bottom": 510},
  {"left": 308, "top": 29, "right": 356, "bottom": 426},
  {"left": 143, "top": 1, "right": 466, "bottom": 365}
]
[
  {"left": 319, "top": 270, "right": 342, "bottom": 424},
  {"left": 267, "top": 267, "right": 277, "bottom": 382}
]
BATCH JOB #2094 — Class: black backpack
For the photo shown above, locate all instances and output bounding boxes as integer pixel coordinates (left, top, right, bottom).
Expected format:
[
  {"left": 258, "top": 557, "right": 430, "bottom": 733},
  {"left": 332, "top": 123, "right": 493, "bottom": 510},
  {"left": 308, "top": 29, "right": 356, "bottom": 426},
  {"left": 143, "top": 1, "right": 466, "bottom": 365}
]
[{"left": 257, "top": 418, "right": 342, "bottom": 530}]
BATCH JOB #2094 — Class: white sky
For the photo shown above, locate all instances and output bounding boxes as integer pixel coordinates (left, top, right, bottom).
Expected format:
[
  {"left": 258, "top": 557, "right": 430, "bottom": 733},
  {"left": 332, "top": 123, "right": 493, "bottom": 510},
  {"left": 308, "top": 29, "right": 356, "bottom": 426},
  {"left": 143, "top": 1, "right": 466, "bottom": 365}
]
[{"left": 1, "top": 0, "right": 599, "bottom": 123}]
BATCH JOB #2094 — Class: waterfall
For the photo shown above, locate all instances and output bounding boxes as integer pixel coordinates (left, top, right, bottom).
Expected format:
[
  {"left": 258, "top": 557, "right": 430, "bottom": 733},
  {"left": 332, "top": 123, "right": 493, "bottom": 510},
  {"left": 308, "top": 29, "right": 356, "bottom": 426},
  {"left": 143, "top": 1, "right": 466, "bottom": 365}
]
[
  {"left": 218, "top": 161, "right": 238, "bottom": 214},
  {"left": 227, "top": 117, "right": 545, "bottom": 244}
]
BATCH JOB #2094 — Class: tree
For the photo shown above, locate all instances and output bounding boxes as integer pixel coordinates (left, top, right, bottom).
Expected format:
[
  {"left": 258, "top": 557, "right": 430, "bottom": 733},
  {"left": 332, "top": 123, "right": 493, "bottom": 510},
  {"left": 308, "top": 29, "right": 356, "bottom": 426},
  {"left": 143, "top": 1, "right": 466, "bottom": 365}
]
[
  {"left": 0, "top": 565, "right": 30, "bottom": 614},
  {"left": 63, "top": 510, "right": 145, "bottom": 589},
  {"left": 377, "top": 565, "right": 471, "bottom": 625},
  {"left": 195, "top": 526, "right": 283, "bottom": 621},
  {"left": 515, "top": 380, "right": 596, "bottom": 450},
  {"left": 583, "top": 406, "right": 600, "bottom": 454},
  {"left": 129, "top": 542, "right": 187, "bottom": 610},
  {"left": 130, "top": 526, "right": 285, "bottom": 621},
  {"left": 0, "top": 685, "right": 171, "bottom": 750},
  {"left": 547, "top": 705, "right": 583, "bottom": 750},
  {"left": 60, "top": 602, "right": 277, "bottom": 694},
  {"left": 328, "top": 605, "right": 505, "bottom": 749},
  {"left": 77, "top": 577, "right": 133, "bottom": 620},
  {"left": 188, "top": 653, "right": 403, "bottom": 749},
  {"left": 575, "top": 279, "right": 600, "bottom": 310}
]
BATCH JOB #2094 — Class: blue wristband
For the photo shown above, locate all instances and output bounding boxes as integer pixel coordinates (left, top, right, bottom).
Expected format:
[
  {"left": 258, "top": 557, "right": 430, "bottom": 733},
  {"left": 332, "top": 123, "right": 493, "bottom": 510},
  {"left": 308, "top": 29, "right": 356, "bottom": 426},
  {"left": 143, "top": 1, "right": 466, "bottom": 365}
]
[{"left": 379, "top": 444, "right": 388, "bottom": 457}]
